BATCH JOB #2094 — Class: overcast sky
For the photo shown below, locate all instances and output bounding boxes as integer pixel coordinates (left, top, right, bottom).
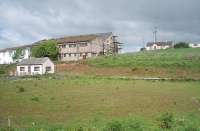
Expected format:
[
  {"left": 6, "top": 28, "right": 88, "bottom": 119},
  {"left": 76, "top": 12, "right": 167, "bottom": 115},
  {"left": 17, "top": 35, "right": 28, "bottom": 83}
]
[{"left": 0, "top": 0, "right": 200, "bottom": 52}]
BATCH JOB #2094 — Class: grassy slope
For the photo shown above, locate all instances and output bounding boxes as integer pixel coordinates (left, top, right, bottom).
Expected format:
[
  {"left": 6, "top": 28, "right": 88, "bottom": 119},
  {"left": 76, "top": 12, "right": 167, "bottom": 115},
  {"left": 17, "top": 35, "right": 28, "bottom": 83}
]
[
  {"left": 87, "top": 48, "right": 200, "bottom": 69},
  {"left": 0, "top": 75, "right": 200, "bottom": 129}
]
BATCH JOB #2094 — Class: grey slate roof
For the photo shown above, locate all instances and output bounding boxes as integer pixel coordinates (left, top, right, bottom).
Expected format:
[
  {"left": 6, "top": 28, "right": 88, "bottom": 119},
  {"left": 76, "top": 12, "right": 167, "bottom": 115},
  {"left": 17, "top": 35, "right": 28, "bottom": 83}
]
[
  {"left": 17, "top": 57, "right": 50, "bottom": 66},
  {"left": 56, "top": 32, "right": 112, "bottom": 44}
]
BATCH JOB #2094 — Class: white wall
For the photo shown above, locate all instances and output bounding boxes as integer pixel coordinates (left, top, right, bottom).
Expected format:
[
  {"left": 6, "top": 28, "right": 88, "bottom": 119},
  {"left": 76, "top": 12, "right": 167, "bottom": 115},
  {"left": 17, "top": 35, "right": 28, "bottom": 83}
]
[
  {"left": 0, "top": 50, "right": 15, "bottom": 64},
  {"left": 42, "top": 59, "right": 55, "bottom": 74},
  {"left": 17, "top": 65, "right": 44, "bottom": 76}
]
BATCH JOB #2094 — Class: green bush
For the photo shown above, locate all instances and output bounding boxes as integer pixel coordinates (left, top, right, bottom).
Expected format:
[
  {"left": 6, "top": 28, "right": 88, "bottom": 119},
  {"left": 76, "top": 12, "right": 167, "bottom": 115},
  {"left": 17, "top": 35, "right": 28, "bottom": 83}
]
[
  {"left": 0, "top": 69, "right": 5, "bottom": 74},
  {"left": 31, "top": 40, "right": 59, "bottom": 60},
  {"left": 18, "top": 87, "right": 25, "bottom": 93},
  {"left": 104, "top": 120, "right": 123, "bottom": 131},
  {"left": 174, "top": 42, "right": 189, "bottom": 48},
  {"left": 31, "top": 96, "right": 40, "bottom": 102},
  {"left": 158, "top": 112, "right": 174, "bottom": 129}
]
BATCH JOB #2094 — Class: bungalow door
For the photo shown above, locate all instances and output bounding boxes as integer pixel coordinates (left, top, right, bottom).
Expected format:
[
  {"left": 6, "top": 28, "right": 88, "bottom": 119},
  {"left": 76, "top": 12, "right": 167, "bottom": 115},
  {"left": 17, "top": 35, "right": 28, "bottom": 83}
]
[
  {"left": 82, "top": 55, "right": 86, "bottom": 59},
  {"left": 28, "top": 66, "right": 31, "bottom": 75}
]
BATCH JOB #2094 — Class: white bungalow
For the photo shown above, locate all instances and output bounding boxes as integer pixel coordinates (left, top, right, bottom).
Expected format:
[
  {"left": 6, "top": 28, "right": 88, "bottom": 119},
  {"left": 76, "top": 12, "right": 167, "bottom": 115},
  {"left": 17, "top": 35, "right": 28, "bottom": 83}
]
[
  {"left": 146, "top": 41, "right": 173, "bottom": 51},
  {"left": 16, "top": 57, "right": 55, "bottom": 76}
]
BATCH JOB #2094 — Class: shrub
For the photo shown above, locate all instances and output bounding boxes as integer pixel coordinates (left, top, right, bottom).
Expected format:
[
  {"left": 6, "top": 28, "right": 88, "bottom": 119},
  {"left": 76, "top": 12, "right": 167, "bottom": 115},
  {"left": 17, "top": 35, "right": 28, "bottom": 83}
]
[
  {"left": 123, "top": 118, "right": 145, "bottom": 131},
  {"left": 77, "top": 126, "right": 84, "bottom": 131},
  {"left": 174, "top": 42, "right": 189, "bottom": 48},
  {"left": 131, "top": 68, "right": 138, "bottom": 72},
  {"left": 158, "top": 112, "right": 174, "bottom": 129},
  {"left": 0, "top": 70, "right": 5, "bottom": 74},
  {"left": 104, "top": 120, "right": 123, "bottom": 131},
  {"left": 18, "top": 87, "right": 25, "bottom": 93},
  {"left": 31, "top": 97, "right": 40, "bottom": 102}
]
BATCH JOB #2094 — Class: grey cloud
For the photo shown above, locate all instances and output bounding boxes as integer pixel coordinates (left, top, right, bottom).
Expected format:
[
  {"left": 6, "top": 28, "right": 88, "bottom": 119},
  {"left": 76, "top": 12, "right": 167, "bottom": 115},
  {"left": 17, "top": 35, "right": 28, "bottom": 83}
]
[{"left": 0, "top": 0, "right": 200, "bottom": 52}]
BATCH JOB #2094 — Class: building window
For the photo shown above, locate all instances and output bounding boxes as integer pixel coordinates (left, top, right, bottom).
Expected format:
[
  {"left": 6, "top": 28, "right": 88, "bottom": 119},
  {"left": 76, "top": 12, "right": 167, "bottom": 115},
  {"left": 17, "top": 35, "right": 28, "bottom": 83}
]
[
  {"left": 74, "top": 53, "right": 77, "bottom": 56},
  {"left": 34, "top": 66, "right": 40, "bottom": 71},
  {"left": 64, "top": 53, "right": 67, "bottom": 57},
  {"left": 79, "top": 43, "right": 88, "bottom": 47},
  {"left": 46, "top": 66, "right": 51, "bottom": 71},
  {"left": 20, "top": 67, "right": 25, "bottom": 71},
  {"left": 60, "top": 45, "right": 66, "bottom": 48},
  {"left": 69, "top": 44, "right": 76, "bottom": 48},
  {"left": 69, "top": 53, "right": 71, "bottom": 57},
  {"left": 92, "top": 53, "right": 97, "bottom": 56}
]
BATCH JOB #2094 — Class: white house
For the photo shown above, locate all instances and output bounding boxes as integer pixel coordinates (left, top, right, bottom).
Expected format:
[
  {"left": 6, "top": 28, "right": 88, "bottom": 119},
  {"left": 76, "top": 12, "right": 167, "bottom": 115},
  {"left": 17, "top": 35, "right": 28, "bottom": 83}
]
[
  {"left": 146, "top": 41, "right": 173, "bottom": 51},
  {"left": 189, "top": 43, "right": 200, "bottom": 48},
  {"left": 0, "top": 46, "right": 31, "bottom": 64},
  {"left": 16, "top": 57, "right": 55, "bottom": 76}
]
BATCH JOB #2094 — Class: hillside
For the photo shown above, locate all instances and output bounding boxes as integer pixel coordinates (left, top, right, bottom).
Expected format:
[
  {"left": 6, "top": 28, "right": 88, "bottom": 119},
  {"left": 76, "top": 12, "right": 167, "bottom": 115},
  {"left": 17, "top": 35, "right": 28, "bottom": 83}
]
[
  {"left": 55, "top": 48, "right": 200, "bottom": 80},
  {"left": 87, "top": 48, "right": 200, "bottom": 69}
]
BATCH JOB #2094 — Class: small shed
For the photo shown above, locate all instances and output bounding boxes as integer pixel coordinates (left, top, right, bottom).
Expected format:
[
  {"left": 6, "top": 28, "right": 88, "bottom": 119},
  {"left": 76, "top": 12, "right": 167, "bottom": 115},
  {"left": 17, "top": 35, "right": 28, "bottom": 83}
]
[{"left": 16, "top": 57, "right": 55, "bottom": 76}]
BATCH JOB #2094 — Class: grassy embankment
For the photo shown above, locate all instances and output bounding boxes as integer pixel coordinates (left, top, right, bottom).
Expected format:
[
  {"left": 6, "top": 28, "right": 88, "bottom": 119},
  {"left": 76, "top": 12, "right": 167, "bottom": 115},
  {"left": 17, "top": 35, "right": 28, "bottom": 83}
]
[{"left": 86, "top": 48, "right": 200, "bottom": 79}]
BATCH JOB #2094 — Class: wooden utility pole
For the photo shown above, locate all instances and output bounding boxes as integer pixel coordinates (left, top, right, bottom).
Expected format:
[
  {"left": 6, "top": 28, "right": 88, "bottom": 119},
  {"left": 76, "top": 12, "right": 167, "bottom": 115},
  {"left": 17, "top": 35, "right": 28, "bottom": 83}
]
[{"left": 153, "top": 27, "right": 158, "bottom": 43}]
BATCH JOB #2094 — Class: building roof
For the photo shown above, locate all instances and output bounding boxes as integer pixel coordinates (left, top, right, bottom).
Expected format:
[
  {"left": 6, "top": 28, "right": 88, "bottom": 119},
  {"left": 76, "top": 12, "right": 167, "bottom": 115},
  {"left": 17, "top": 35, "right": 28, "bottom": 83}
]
[
  {"left": 17, "top": 57, "right": 50, "bottom": 66},
  {"left": 0, "top": 32, "right": 113, "bottom": 52},
  {"left": 0, "top": 42, "right": 41, "bottom": 52},
  {"left": 56, "top": 32, "right": 112, "bottom": 44},
  {"left": 146, "top": 41, "right": 173, "bottom": 47}
]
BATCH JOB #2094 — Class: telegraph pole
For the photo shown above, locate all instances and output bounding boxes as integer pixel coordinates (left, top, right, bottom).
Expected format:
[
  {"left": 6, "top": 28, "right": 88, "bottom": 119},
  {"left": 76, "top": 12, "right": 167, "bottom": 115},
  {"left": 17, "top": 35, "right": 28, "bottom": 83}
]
[{"left": 153, "top": 27, "right": 158, "bottom": 43}]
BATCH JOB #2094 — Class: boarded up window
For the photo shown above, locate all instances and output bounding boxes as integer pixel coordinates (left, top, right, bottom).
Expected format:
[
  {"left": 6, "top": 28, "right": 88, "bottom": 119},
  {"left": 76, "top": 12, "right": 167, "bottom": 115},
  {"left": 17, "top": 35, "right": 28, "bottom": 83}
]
[
  {"left": 20, "top": 67, "right": 25, "bottom": 71},
  {"left": 46, "top": 67, "right": 51, "bottom": 71},
  {"left": 34, "top": 66, "right": 40, "bottom": 71}
]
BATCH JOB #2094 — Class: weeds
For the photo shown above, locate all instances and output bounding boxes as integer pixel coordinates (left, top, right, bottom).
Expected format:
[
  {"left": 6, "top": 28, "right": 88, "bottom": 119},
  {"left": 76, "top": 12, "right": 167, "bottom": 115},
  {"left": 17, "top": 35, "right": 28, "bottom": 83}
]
[{"left": 31, "top": 96, "right": 40, "bottom": 102}]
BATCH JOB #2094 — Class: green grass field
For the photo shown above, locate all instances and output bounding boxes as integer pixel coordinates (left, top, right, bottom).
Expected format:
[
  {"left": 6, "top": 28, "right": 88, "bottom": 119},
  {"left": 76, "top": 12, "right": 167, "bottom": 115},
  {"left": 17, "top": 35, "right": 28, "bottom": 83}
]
[
  {"left": 87, "top": 48, "right": 200, "bottom": 69},
  {"left": 0, "top": 75, "right": 200, "bottom": 130},
  {"left": 1, "top": 48, "right": 200, "bottom": 130}
]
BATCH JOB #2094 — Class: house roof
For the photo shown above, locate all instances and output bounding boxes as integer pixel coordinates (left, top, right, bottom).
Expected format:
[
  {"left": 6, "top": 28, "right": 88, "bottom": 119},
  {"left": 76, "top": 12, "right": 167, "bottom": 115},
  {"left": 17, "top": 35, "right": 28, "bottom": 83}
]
[
  {"left": 17, "top": 57, "right": 50, "bottom": 66},
  {"left": 56, "top": 32, "right": 112, "bottom": 44},
  {"left": 146, "top": 41, "right": 173, "bottom": 47}
]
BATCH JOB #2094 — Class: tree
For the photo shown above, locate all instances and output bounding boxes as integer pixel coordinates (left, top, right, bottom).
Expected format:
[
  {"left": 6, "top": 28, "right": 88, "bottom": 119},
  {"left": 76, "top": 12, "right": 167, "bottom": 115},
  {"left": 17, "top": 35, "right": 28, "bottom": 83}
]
[
  {"left": 13, "top": 48, "right": 23, "bottom": 60},
  {"left": 174, "top": 42, "right": 189, "bottom": 48},
  {"left": 31, "top": 40, "right": 59, "bottom": 60}
]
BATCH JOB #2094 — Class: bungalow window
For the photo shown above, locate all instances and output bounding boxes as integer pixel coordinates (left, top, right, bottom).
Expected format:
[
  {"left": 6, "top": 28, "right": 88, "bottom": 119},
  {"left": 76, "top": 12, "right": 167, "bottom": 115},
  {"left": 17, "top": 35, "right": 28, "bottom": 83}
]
[
  {"left": 46, "top": 66, "right": 51, "bottom": 71},
  {"left": 69, "top": 44, "right": 76, "bottom": 48},
  {"left": 34, "top": 66, "right": 40, "bottom": 71},
  {"left": 20, "top": 67, "right": 25, "bottom": 71},
  {"left": 69, "top": 53, "right": 71, "bottom": 57}
]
